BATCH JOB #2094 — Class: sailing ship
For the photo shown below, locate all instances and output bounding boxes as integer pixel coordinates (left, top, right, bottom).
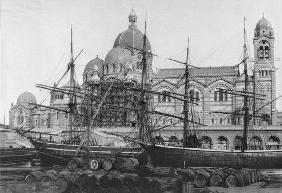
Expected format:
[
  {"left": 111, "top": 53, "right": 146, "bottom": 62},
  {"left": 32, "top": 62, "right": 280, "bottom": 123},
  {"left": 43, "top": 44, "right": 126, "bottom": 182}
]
[
  {"left": 0, "top": 127, "right": 36, "bottom": 166},
  {"left": 16, "top": 28, "right": 145, "bottom": 166},
  {"left": 139, "top": 18, "right": 282, "bottom": 169}
]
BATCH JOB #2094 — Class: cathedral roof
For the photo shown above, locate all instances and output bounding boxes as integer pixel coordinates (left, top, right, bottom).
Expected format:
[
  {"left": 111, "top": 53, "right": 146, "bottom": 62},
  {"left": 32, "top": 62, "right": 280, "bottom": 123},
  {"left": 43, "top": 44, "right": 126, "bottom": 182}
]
[
  {"left": 105, "top": 46, "right": 132, "bottom": 65},
  {"left": 112, "top": 10, "right": 151, "bottom": 51},
  {"left": 254, "top": 16, "right": 274, "bottom": 37},
  {"left": 83, "top": 56, "right": 104, "bottom": 75},
  {"left": 17, "top": 91, "right": 36, "bottom": 105},
  {"left": 155, "top": 66, "right": 238, "bottom": 79}
]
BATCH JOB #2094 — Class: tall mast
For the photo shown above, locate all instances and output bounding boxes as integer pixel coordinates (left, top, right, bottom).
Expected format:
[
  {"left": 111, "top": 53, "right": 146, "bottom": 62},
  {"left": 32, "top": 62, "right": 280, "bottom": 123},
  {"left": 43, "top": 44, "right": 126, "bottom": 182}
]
[
  {"left": 139, "top": 19, "right": 148, "bottom": 140},
  {"left": 69, "top": 26, "right": 76, "bottom": 144},
  {"left": 242, "top": 17, "right": 249, "bottom": 152},
  {"left": 183, "top": 38, "right": 190, "bottom": 148},
  {"left": 253, "top": 68, "right": 256, "bottom": 125}
]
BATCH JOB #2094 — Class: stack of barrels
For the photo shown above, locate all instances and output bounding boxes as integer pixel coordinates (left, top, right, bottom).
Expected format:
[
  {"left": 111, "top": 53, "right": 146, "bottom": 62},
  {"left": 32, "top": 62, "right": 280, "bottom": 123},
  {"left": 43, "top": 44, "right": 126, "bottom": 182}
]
[{"left": 24, "top": 157, "right": 264, "bottom": 193}]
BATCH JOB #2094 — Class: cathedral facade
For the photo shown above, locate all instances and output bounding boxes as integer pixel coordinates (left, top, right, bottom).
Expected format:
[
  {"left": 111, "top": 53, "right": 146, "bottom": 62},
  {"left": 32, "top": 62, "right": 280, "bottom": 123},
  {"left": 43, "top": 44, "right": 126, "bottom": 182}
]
[{"left": 9, "top": 11, "right": 281, "bottom": 150}]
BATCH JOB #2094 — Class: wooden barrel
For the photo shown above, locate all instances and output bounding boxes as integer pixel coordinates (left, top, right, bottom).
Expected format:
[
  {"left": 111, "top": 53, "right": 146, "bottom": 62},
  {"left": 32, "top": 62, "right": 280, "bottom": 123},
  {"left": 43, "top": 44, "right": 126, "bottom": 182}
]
[
  {"left": 240, "top": 168, "right": 251, "bottom": 186},
  {"left": 114, "top": 157, "right": 139, "bottom": 172},
  {"left": 256, "top": 169, "right": 261, "bottom": 182},
  {"left": 209, "top": 169, "right": 226, "bottom": 186},
  {"left": 137, "top": 164, "right": 154, "bottom": 177},
  {"left": 249, "top": 169, "right": 256, "bottom": 183},
  {"left": 116, "top": 185, "right": 130, "bottom": 193},
  {"left": 182, "top": 181, "right": 194, "bottom": 193},
  {"left": 77, "top": 173, "right": 91, "bottom": 191},
  {"left": 146, "top": 177, "right": 181, "bottom": 193},
  {"left": 107, "top": 172, "right": 123, "bottom": 187},
  {"left": 224, "top": 173, "right": 244, "bottom": 187},
  {"left": 40, "top": 172, "right": 57, "bottom": 187},
  {"left": 100, "top": 186, "right": 119, "bottom": 193},
  {"left": 102, "top": 158, "right": 115, "bottom": 171},
  {"left": 67, "top": 157, "right": 83, "bottom": 170},
  {"left": 92, "top": 172, "right": 110, "bottom": 186},
  {"left": 89, "top": 159, "right": 101, "bottom": 171},
  {"left": 122, "top": 173, "right": 140, "bottom": 188},
  {"left": 53, "top": 171, "right": 80, "bottom": 193},
  {"left": 25, "top": 171, "right": 46, "bottom": 184},
  {"left": 194, "top": 169, "right": 210, "bottom": 188},
  {"left": 151, "top": 167, "right": 174, "bottom": 177},
  {"left": 137, "top": 177, "right": 150, "bottom": 193},
  {"left": 176, "top": 168, "right": 195, "bottom": 181}
]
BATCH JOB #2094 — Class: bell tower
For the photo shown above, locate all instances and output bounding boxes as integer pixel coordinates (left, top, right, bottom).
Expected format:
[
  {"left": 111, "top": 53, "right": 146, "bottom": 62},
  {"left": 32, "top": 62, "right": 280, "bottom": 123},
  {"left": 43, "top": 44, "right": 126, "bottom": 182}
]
[{"left": 253, "top": 15, "right": 276, "bottom": 125}]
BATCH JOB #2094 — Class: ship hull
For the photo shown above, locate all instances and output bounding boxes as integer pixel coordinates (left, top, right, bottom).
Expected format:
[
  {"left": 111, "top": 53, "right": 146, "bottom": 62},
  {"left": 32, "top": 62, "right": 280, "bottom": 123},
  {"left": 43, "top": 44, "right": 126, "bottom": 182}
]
[
  {"left": 0, "top": 148, "right": 36, "bottom": 165},
  {"left": 146, "top": 145, "right": 282, "bottom": 169},
  {"left": 28, "top": 138, "right": 144, "bottom": 166}
]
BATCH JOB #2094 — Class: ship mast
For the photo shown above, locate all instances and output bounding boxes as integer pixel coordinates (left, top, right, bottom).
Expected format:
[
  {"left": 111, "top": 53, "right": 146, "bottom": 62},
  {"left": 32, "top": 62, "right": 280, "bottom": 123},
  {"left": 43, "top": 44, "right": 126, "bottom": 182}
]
[
  {"left": 139, "top": 19, "right": 151, "bottom": 141},
  {"left": 68, "top": 26, "right": 76, "bottom": 144},
  {"left": 242, "top": 17, "right": 249, "bottom": 152},
  {"left": 183, "top": 38, "right": 190, "bottom": 148}
]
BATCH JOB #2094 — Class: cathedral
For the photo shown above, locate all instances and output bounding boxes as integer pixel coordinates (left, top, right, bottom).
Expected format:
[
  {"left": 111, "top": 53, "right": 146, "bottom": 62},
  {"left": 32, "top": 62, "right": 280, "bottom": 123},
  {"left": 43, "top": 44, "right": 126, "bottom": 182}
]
[{"left": 9, "top": 10, "right": 281, "bottom": 150}]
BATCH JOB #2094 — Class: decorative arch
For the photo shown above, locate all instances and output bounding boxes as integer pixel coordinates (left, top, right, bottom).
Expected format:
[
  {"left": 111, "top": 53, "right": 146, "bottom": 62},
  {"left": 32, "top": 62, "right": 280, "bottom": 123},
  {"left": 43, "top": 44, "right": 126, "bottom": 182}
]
[
  {"left": 266, "top": 136, "right": 280, "bottom": 150},
  {"left": 217, "top": 136, "right": 229, "bottom": 150},
  {"left": 258, "top": 40, "right": 270, "bottom": 59},
  {"left": 168, "top": 136, "right": 180, "bottom": 147},
  {"left": 153, "top": 136, "right": 165, "bottom": 145},
  {"left": 249, "top": 136, "right": 263, "bottom": 150},
  {"left": 200, "top": 136, "right": 212, "bottom": 149},
  {"left": 208, "top": 80, "right": 233, "bottom": 102},
  {"left": 154, "top": 84, "right": 175, "bottom": 103}
]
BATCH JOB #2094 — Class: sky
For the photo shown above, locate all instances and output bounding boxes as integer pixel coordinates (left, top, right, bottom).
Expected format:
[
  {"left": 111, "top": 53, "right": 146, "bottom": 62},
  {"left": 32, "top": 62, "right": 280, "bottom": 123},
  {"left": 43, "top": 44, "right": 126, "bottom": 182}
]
[{"left": 1, "top": 0, "right": 282, "bottom": 124}]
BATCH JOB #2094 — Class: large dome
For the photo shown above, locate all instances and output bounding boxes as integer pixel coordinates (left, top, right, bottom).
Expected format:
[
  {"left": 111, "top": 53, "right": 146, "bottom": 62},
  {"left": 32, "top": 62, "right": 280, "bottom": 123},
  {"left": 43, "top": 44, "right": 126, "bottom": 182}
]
[
  {"left": 254, "top": 16, "right": 274, "bottom": 37},
  {"left": 105, "top": 46, "right": 132, "bottom": 65},
  {"left": 113, "top": 9, "right": 151, "bottom": 52},
  {"left": 83, "top": 56, "right": 104, "bottom": 75},
  {"left": 17, "top": 91, "right": 36, "bottom": 105}
]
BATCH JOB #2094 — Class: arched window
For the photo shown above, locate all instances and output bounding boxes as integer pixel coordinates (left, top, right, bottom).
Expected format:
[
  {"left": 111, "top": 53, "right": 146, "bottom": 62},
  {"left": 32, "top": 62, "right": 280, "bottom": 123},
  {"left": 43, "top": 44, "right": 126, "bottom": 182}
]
[
  {"left": 225, "top": 92, "right": 228, "bottom": 101},
  {"left": 249, "top": 136, "right": 263, "bottom": 150},
  {"left": 214, "top": 91, "right": 217, "bottom": 101},
  {"left": 220, "top": 118, "right": 223, "bottom": 124},
  {"left": 168, "top": 136, "right": 180, "bottom": 146},
  {"left": 113, "top": 64, "right": 116, "bottom": 72},
  {"left": 217, "top": 136, "right": 229, "bottom": 150},
  {"left": 154, "top": 136, "right": 164, "bottom": 145},
  {"left": 266, "top": 136, "right": 280, "bottom": 150},
  {"left": 200, "top": 136, "right": 212, "bottom": 149},
  {"left": 102, "top": 66, "right": 105, "bottom": 74},
  {"left": 189, "top": 90, "right": 194, "bottom": 101},
  {"left": 258, "top": 40, "right": 270, "bottom": 60},
  {"left": 158, "top": 94, "right": 161, "bottom": 103},
  {"left": 106, "top": 65, "right": 109, "bottom": 73},
  {"left": 219, "top": 90, "right": 223, "bottom": 101},
  {"left": 195, "top": 91, "right": 200, "bottom": 101}
]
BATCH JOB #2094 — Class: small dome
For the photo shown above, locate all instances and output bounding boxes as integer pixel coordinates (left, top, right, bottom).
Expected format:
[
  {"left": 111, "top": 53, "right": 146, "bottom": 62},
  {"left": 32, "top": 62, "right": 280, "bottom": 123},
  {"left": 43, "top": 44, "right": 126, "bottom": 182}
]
[
  {"left": 254, "top": 16, "right": 273, "bottom": 37},
  {"left": 83, "top": 56, "right": 104, "bottom": 75},
  {"left": 113, "top": 10, "right": 151, "bottom": 51},
  {"left": 17, "top": 91, "right": 36, "bottom": 105},
  {"left": 105, "top": 46, "right": 132, "bottom": 65}
]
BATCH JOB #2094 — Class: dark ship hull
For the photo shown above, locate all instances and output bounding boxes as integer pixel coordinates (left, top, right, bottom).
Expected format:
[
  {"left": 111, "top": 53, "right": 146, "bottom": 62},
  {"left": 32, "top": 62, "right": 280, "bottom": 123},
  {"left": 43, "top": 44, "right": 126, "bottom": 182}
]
[
  {"left": 146, "top": 145, "right": 282, "bottom": 169},
  {"left": 0, "top": 148, "right": 36, "bottom": 165},
  {"left": 28, "top": 138, "right": 144, "bottom": 166}
]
